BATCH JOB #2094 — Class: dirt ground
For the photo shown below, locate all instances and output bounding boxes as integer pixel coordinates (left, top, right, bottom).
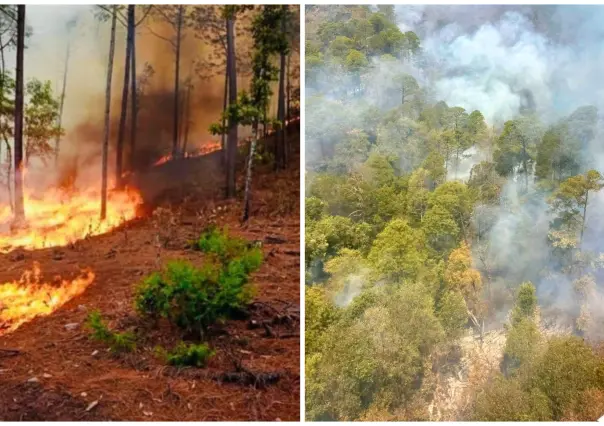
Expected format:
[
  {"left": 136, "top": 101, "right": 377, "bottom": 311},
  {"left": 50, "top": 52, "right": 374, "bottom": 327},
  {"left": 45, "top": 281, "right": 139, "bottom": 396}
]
[{"left": 0, "top": 130, "right": 300, "bottom": 421}]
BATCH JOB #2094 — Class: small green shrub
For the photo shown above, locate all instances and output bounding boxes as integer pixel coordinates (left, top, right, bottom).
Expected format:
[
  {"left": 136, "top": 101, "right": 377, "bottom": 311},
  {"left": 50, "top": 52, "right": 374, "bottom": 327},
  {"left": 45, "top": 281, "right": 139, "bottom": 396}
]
[
  {"left": 158, "top": 342, "right": 215, "bottom": 367},
  {"left": 134, "top": 259, "right": 257, "bottom": 334},
  {"left": 195, "top": 226, "right": 244, "bottom": 260},
  {"left": 194, "top": 226, "right": 263, "bottom": 269},
  {"left": 86, "top": 310, "right": 136, "bottom": 353}
]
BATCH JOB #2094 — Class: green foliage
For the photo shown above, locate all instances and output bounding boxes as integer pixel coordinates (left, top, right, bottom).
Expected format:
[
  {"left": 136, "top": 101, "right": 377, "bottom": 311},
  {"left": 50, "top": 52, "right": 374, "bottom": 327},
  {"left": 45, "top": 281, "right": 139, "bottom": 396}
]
[
  {"left": 330, "top": 130, "right": 370, "bottom": 173},
  {"left": 437, "top": 290, "right": 468, "bottom": 339},
  {"left": 344, "top": 49, "right": 368, "bottom": 73},
  {"left": 0, "top": 74, "right": 63, "bottom": 164},
  {"left": 472, "top": 375, "right": 553, "bottom": 421},
  {"left": 306, "top": 196, "right": 326, "bottom": 222},
  {"left": 86, "top": 310, "right": 136, "bottom": 353},
  {"left": 367, "top": 218, "right": 427, "bottom": 282},
  {"left": 195, "top": 226, "right": 263, "bottom": 271},
  {"left": 305, "top": 285, "right": 340, "bottom": 356},
  {"left": 532, "top": 336, "right": 604, "bottom": 419},
  {"left": 210, "top": 5, "right": 287, "bottom": 134},
  {"left": 306, "top": 284, "right": 444, "bottom": 420},
  {"left": 305, "top": 7, "right": 604, "bottom": 422},
  {"left": 510, "top": 281, "right": 537, "bottom": 326},
  {"left": 502, "top": 317, "right": 541, "bottom": 376},
  {"left": 493, "top": 116, "right": 543, "bottom": 187},
  {"left": 548, "top": 169, "right": 604, "bottom": 244},
  {"left": 467, "top": 161, "right": 502, "bottom": 204},
  {"left": 159, "top": 342, "right": 215, "bottom": 367},
  {"left": 307, "top": 215, "right": 372, "bottom": 261},
  {"left": 134, "top": 257, "right": 258, "bottom": 334}
]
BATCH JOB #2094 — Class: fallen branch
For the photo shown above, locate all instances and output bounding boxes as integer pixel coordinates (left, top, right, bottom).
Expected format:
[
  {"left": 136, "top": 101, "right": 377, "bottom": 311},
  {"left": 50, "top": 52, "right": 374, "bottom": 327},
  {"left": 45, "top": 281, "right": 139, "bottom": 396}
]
[
  {"left": 213, "top": 371, "right": 281, "bottom": 388},
  {"left": 0, "top": 348, "right": 21, "bottom": 357}
]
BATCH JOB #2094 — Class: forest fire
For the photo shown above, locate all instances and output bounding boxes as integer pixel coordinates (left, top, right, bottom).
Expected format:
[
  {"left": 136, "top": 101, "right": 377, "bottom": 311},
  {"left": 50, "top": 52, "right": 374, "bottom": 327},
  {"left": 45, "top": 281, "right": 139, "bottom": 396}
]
[
  {"left": 151, "top": 117, "right": 300, "bottom": 167},
  {"left": 0, "top": 262, "right": 94, "bottom": 336},
  {"left": 0, "top": 187, "right": 142, "bottom": 253},
  {"left": 152, "top": 139, "right": 224, "bottom": 166}
]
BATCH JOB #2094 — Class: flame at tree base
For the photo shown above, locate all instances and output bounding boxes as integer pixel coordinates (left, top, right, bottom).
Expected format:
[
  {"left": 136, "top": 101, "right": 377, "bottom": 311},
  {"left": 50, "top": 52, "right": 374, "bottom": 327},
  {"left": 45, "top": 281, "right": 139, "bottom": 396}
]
[
  {"left": 0, "top": 262, "right": 94, "bottom": 336},
  {"left": 0, "top": 187, "right": 142, "bottom": 253}
]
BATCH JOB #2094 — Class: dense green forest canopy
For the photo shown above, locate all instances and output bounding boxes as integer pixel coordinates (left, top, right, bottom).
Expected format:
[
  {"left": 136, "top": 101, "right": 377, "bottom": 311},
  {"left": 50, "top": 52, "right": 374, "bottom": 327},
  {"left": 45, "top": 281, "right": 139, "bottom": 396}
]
[{"left": 305, "top": 5, "right": 604, "bottom": 421}]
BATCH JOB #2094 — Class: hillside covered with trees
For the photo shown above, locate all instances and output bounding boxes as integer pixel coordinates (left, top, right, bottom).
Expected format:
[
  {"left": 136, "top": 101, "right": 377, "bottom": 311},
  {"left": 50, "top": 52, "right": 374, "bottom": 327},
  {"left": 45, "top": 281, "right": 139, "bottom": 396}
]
[{"left": 305, "top": 5, "right": 604, "bottom": 421}]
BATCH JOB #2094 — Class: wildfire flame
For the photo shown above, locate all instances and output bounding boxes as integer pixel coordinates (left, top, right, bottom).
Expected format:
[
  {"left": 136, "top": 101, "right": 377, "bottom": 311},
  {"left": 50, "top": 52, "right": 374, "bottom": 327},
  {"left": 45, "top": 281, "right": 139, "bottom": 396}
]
[
  {"left": 152, "top": 116, "right": 300, "bottom": 167},
  {"left": 0, "top": 187, "right": 142, "bottom": 253},
  {"left": 0, "top": 262, "right": 94, "bottom": 336}
]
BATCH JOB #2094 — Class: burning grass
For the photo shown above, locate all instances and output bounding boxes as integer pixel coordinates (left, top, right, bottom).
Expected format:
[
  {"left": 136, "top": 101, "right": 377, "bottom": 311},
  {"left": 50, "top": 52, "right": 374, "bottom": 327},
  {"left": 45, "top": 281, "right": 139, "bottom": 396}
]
[
  {"left": 0, "top": 262, "right": 94, "bottom": 336},
  {"left": 0, "top": 187, "right": 142, "bottom": 253}
]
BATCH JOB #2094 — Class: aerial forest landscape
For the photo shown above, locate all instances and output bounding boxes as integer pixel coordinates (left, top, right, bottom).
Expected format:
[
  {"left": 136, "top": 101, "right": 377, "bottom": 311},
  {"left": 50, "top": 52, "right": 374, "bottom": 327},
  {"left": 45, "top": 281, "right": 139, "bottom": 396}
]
[
  {"left": 305, "top": 5, "right": 604, "bottom": 421},
  {"left": 0, "top": 4, "right": 300, "bottom": 421}
]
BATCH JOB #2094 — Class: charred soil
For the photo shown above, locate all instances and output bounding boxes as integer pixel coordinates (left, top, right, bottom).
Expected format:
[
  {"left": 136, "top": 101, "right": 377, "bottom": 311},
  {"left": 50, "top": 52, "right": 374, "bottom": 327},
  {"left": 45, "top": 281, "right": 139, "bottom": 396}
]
[{"left": 0, "top": 130, "right": 300, "bottom": 421}]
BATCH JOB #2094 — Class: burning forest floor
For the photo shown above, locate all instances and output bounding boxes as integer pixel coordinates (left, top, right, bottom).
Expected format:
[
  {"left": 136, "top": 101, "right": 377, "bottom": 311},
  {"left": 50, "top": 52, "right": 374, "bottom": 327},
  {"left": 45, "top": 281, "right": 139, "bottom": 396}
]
[{"left": 0, "top": 132, "right": 300, "bottom": 421}]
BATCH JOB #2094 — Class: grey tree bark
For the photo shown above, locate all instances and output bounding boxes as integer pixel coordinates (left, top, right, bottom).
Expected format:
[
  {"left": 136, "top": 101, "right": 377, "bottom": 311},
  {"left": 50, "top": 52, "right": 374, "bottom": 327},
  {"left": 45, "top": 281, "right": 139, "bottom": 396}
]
[
  {"left": 172, "top": 5, "right": 183, "bottom": 158},
  {"left": 13, "top": 5, "right": 26, "bottom": 224},
  {"left": 129, "top": 5, "right": 137, "bottom": 171},
  {"left": 54, "top": 39, "right": 70, "bottom": 165},
  {"left": 101, "top": 6, "right": 117, "bottom": 220},
  {"left": 116, "top": 5, "right": 134, "bottom": 188},
  {"left": 225, "top": 17, "right": 238, "bottom": 198}
]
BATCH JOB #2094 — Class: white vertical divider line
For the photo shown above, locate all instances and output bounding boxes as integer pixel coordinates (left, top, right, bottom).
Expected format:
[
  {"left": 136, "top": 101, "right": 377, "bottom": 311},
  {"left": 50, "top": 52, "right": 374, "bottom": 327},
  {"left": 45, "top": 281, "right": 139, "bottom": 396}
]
[{"left": 299, "top": 2, "right": 306, "bottom": 422}]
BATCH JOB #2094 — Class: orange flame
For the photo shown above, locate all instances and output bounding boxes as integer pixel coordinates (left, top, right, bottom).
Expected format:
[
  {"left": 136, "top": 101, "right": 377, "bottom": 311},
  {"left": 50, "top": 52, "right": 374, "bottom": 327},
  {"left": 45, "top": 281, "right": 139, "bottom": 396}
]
[
  {"left": 151, "top": 115, "right": 300, "bottom": 166},
  {"left": 0, "top": 262, "right": 94, "bottom": 336},
  {"left": 0, "top": 187, "right": 142, "bottom": 253}
]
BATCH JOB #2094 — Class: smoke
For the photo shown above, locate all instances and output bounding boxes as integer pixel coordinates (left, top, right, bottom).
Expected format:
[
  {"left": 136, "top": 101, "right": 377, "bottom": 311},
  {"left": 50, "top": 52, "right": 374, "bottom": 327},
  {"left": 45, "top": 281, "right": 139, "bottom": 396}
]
[
  {"left": 306, "top": 5, "right": 604, "bottom": 334},
  {"left": 1, "top": 5, "right": 299, "bottom": 201},
  {"left": 395, "top": 5, "right": 604, "bottom": 125}
]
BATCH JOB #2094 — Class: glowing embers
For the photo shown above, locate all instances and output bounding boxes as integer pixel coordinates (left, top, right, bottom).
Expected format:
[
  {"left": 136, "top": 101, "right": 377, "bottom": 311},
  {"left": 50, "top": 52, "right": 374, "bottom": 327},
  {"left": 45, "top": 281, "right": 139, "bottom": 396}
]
[
  {"left": 0, "top": 187, "right": 142, "bottom": 253},
  {"left": 0, "top": 262, "right": 94, "bottom": 336}
]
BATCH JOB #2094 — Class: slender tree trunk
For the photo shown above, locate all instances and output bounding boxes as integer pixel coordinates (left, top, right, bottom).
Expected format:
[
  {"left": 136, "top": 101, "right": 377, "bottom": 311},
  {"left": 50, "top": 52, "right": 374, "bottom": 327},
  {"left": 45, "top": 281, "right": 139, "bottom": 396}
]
[
  {"left": 263, "top": 107, "right": 267, "bottom": 138},
  {"left": 277, "top": 9, "right": 287, "bottom": 170},
  {"left": 101, "top": 6, "right": 117, "bottom": 221},
  {"left": 581, "top": 190, "right": 589, "bottom": 247},
  {"left": 522, "top": 138, "right": 529, "bottom": 193},
  {"left": 225, "top": 17, "right": 238, "bottom": 198},
  {"left": 182, "top": 82, "right": 191, "bottom": 154},
  {"left": 55, "top": 39, "right": 70, "bottom": 165},
  {"left": 13, "top": 5, "right": 26, "bottom": 224},
  {"left": 116, "top": 5, "right": 134, "bottom": 189},
  {"left": 129, "top": 5, "right": 137, "bottom": 171},
  {"left": 172, "top": 5, "right": 183, "bottom": 159},
  {"left": 5, "top": 141, "right": 12, "bottom": 212},
  {"left": 221, "top": 43, "right": 228, "bottom": 168},
  {"left": 243, "top": 121, "right": 258, "bottom": 222},
  {"left": 0, "top": 37, "right": 11, "bottom": 211},
  {"left": 286, "top": 52, "right": 290, "bottom": 148}
]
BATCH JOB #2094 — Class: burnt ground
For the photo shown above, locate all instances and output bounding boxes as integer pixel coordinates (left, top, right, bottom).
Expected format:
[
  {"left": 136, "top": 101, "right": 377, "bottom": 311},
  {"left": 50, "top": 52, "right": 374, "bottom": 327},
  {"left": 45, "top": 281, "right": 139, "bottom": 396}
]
[{"left": 0, "top": 129, "right": 300, "bottom": 421}]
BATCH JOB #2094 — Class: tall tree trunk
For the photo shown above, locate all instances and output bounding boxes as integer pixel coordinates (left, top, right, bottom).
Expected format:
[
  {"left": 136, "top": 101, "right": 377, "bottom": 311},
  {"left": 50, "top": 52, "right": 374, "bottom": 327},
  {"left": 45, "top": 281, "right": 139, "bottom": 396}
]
[
  {"left": 129, "top": 5, "right": 137, "bottom": 172},
  {"left": 522, "top": 137, "right": 528, "bottom": 193},
  {"left": 101, "top": 6, "right": 117, "bottom": 221},
  {"left": 116, "top": 5, "right": 134, "bottom": 189},
  {"left": 286, "top": 53, "right": 291, "bottom": 120},
  {"left": 182, "top": 81, "right": 191, "bottom": 154},
  {"left": 5, "top": 140, "right": 12, "bottom": 212},
  {"left": 221, "top": 42, "right": 228, "bottom": 168},
  {"left": 243, "top": 121, "right": 258, "bottom": 222},
  {"left": 277, "top": 9, "right": 287, "bottom": 170},
  {"left": 172, "top": 5, "right": 183, "bottom": 159},
  {"left": 0, "top": 36, "right": 11, "bottom": 211},
  {"left": 13, "top": 5, "right": 26, "bottom": 224},
  {"left": 55, "top": 39, "right": 70, "bottom": 165},
  {"left": 225, "top": 17, "right": 238, "bottom": 198},
  {"left": 581, "top": 190, "right": 589, "bottom": 247}
]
